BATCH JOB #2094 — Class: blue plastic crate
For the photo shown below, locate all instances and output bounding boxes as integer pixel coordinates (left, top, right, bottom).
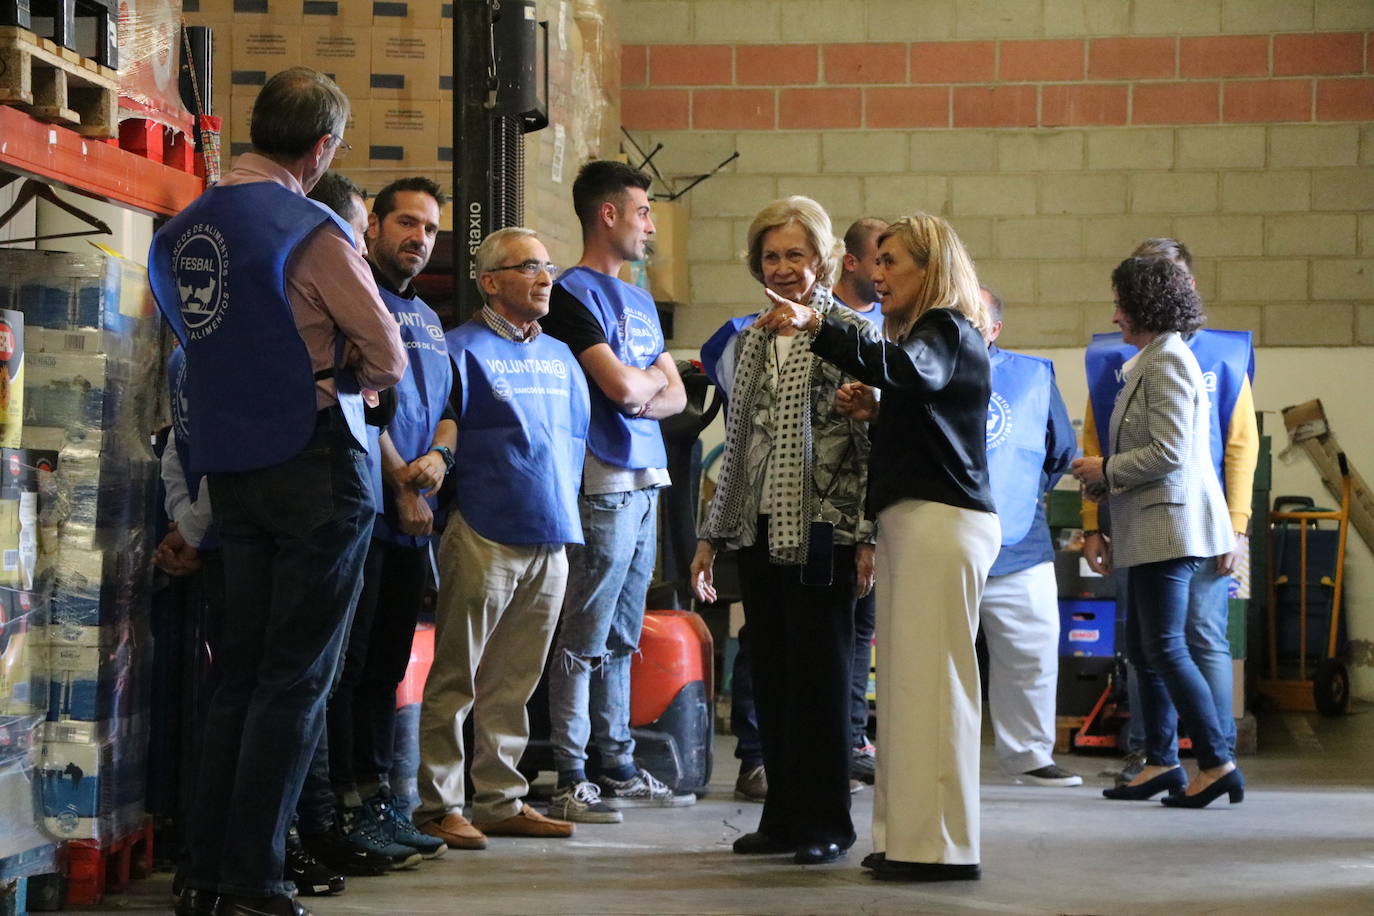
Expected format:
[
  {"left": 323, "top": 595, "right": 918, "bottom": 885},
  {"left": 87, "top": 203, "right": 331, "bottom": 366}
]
[{"left": 1059, "top": 598, "right": 1115, "bottom": 657}]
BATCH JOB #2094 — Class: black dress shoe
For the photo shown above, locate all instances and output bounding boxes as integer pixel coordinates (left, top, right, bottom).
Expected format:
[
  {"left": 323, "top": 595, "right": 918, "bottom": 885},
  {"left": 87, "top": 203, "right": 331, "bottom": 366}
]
[
  {"left": 872, "top": 859, "right": 981, "bottom": 882},
  {"left": 794, "top": 842, "right": 845, "bottom": 865},
  {"left": 732, "top": 831, "right": 793, "bottom": 854},
  {"left": 1160, "top": 768, "right": 1245, "bottom": 808},
  {"left": 1101, "top": 766, "right": 1187, "bottom": 801},
  {"left": 214, "top": 894, "right": 312, "bottom": 916},
  {"left": 860, "top": 851, "right": 886, "bottom": 870},
  {"left": 174, "top": 888, "right": 218, "bottom": 916}
]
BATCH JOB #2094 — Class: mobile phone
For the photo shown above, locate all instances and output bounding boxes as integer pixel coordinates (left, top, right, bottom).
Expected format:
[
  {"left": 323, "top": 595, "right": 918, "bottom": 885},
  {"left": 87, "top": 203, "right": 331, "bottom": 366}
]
[{"left": 800, "top": 520, "right": 835, "bottom": 587}]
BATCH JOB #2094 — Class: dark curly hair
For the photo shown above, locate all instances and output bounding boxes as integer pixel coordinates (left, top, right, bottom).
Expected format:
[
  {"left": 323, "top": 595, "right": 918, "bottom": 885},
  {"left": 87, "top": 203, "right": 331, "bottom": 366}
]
[{"left": 1112, "top": 256, "right": 1204, "bottom": 334}]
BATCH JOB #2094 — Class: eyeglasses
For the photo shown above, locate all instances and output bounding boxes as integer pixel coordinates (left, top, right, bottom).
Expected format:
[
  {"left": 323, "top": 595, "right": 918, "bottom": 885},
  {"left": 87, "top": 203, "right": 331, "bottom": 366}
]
[
  {"left": 330, "top": 134, "right": 352, "bottom": 159},
  {"left": 489, "top": 260, "right": 560, "bottom": 279}
]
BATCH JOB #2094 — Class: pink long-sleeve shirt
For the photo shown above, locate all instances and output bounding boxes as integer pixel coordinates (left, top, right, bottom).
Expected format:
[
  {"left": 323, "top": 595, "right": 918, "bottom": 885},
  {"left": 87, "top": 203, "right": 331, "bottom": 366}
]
[{"left": 219, "top": 153, "right": 405, "bottom": 406}]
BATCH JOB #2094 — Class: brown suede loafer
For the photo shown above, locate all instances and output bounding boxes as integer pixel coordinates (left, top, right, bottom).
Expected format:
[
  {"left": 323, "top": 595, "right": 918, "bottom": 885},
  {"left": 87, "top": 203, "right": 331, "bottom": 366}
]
[
  {"left": 474, "top": 804, "right": 574, "bottom": 838},
  {"left": 420, "top": 813, "right": 488, "bottom": 850}
]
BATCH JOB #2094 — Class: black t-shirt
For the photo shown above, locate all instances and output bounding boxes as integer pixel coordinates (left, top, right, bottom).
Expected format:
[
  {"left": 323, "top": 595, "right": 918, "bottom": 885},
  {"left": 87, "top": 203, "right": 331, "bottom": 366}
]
[{"left": 540, "top": 284, "right": 609, "bottom": 356}]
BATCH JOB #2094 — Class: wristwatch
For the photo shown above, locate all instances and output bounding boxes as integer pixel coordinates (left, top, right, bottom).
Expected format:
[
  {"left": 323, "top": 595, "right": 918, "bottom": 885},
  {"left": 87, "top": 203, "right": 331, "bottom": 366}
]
[{"left": 429, "top": 445, "right": 455, "bottom": 474}]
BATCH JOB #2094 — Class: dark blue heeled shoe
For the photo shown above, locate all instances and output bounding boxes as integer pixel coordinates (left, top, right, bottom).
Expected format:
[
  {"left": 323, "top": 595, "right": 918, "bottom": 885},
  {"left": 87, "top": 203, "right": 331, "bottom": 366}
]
[
  {"left": 1101, "top": 766, "right": 1187, "bottom": 800},
  {"left": 1161, "top": 768, "right": 1244, "bottom": 808}
]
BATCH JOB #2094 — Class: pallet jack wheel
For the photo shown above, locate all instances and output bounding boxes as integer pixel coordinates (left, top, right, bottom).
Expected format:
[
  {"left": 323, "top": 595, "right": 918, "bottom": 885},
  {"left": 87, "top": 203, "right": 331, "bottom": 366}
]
[{"left": 1313, "top": 659, "right": 1350, "bottom": 717}]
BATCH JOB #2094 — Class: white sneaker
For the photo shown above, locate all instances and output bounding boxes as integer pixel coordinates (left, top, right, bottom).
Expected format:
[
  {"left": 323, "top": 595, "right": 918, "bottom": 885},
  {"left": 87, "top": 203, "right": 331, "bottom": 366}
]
[
  {"left": 548, "top": 780, "right": 623, "bottom": 823},
  {"left": 597, "top": 768, "right": 696, "bottom": 808},
  {"left": 1018, "top": 764, "right": 1083, "bottom": 787}
]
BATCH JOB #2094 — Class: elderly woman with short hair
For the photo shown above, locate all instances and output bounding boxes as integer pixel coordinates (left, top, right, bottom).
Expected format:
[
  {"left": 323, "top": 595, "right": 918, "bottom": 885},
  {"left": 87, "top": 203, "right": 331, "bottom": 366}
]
[
  {"left": 756, "top": 213, "right": 1000, "bottom": 882},
  {"left": 691, "top": 196, "right": 877, "bottom": 866}
]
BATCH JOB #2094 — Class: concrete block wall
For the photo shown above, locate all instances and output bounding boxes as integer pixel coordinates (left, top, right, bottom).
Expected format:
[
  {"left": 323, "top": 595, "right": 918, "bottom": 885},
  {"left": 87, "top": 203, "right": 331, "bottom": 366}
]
[{"left": 619, "top": 0, "right": 1374, "bottom": 352}]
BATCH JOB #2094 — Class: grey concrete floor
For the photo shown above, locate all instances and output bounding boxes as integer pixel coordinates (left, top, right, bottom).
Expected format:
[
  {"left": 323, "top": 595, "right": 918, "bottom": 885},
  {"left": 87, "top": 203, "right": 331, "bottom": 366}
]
[{"left": 79, "top": 705, "right": 1374, "bottom": 915}]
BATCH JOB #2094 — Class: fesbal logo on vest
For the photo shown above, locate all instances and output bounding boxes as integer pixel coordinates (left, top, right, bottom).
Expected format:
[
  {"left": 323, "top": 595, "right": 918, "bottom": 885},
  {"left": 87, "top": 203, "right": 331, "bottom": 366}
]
[
  {"left": 986, "top": 392, "right": 1013, "bottom": 449},
  {"left": 618, "top": 307, "right": 661, "bottom": 366},
  {"left": 172, "top": 223, "right": 230, "bottom": 339}
]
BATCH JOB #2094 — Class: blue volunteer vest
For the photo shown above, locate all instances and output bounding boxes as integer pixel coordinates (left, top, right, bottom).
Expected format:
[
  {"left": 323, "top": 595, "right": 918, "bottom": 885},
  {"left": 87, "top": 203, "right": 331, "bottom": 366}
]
[
  {"left": 699, "top": 313, "right": 754, "bottom": 389},
  {"left": 1085, "top": 329, "right": 1254, "bottom": 489},
  {"left": 555, "top": 266, "right": 667, "bottom": 470},
  {"left": 986, "top": 348, "right": 1054, "bottom": 545},
  {"left": 166, "top": 347, "right": 220, "bottom": 550},
  {"left": 448, "top": 320, "right": 590, "bottom": 545},
  {"left": 369, "top": 285, "right": 453, "bottom": 547},
  {"left": 148, "top": 182, "right": 367, "bottom": 473}
]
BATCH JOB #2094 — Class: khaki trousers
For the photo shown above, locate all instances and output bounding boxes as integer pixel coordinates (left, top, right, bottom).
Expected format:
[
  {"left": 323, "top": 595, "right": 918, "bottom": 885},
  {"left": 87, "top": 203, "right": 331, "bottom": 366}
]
[
  {"left": 415, "top": 510, "right": 567, "bottom": 824},
  {"left": 873, "top": 499, "right": 999, "bottom": 865}
]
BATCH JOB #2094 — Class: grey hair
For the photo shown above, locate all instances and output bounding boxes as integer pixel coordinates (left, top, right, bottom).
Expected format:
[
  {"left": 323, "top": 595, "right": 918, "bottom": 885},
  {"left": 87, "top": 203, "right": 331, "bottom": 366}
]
[
  {"left": 474, "top": 227, "right": 540, "bottom": 303},
  {"left": 250, "top": 67, "right": 349, "bottom": 158}
]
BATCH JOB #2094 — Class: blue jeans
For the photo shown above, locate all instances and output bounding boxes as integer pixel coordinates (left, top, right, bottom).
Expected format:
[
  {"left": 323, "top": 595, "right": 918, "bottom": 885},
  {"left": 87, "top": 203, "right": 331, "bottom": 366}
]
[
  {"left": 730, "top": 625, "right": 763, "bottom": 770},
  {"left": 187, "top": 411, "right": 373, "bottom": 898},
  {"left": 548, "top": 487, "right": 659, "bottom": 774},
  {"left": 1126, "top": 557, "right": 1236, "bottom": 755},
  {"left": 1124, "top": 557, "right": 1233, "bottom": 771}
]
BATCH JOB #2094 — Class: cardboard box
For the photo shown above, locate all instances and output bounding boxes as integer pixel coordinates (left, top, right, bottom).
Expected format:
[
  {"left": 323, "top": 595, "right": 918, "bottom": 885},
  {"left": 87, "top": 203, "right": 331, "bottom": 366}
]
[
  {"left": 369, "top": 99, "right": 441, "bottom": 167},
  {"left": 231, "top": 24, "right": 305, "bottom": 98},
  {"left": 646, "top": 199, "right": 689, "bottom": 303},
  {"left": 229, "top": 96, "right": 369, "bottom": 164},
  {"left": 438, "top": 101, "right": 452, "bottom": 164},
  {"left": 372, "top": 0, "right": 448, "bottom": 30},
  {"left": 187, "top": 0, "right": 302, "bottom": 23},
  {"left": 1282, "top": 399, "right": 1328, "bottom": 443},
  {"left": 302, "top": 26, "right": 372, "bottom": 100},
  {"left": 370, "top": 28, "right": 444, "bottom": 99},
  {"left": 302, "top": 0, "right": 373, "bottom": 27}
]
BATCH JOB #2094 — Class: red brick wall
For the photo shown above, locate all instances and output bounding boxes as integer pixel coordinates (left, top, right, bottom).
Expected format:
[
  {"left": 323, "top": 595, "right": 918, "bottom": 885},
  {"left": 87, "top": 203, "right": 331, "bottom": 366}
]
[{"left": 624, "top": 33, "right": 1374, "bottom": 130}]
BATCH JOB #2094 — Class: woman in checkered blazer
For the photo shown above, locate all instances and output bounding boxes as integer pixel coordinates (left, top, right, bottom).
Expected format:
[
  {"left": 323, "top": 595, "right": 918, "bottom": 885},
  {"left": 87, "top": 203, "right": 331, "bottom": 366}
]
[{"left": 1071, "top": 257, "right": 1243, "bottom": 810}]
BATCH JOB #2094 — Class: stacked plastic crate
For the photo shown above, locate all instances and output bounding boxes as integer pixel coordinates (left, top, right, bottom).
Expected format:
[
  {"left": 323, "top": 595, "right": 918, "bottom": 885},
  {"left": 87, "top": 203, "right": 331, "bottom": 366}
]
[{"left": 0, "top": 248, "right": 161, "bottom": 896}]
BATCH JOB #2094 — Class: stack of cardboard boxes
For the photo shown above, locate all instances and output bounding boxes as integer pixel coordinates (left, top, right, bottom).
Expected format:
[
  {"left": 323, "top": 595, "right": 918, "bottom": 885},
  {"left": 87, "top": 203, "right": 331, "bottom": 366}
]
[
  {"left": 182, "top": 0, "right": 454, "bottom": 222},
  {"left": 181, "top": 0, "right": 624, "bottom": 256},
  {"left": 0, "top": 249, "right": 161, "bottom": 843}
]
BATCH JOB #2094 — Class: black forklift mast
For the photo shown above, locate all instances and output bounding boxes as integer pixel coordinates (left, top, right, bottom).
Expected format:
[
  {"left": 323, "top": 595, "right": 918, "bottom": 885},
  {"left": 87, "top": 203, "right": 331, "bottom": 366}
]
[{"left": 452, "top": 0, "right": 549, "bottom": 324}]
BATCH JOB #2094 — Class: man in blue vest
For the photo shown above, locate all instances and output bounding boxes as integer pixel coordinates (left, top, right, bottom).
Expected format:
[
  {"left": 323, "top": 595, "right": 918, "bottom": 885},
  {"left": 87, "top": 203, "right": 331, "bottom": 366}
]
[
  {"left": 319, "top": 177, "right": 454, "bottom": 865},
  {"left": 1080, "top": 238, "right": 1258, "bottom": 785},
  {"left": 149, "top": 68, "right": 406, "bottom": 916},
  {"left": 978, "top": 288, "right": 1081, "bottom": 787},
  {"left": 415, "top": 227, "right": 590, "bottom": 848},
  {"left": 541, "top": 160, "right": 691, "bottom": 822}
]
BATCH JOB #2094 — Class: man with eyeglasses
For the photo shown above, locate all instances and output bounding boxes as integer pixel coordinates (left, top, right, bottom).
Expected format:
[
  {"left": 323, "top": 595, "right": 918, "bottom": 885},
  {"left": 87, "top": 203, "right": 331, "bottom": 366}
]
[
  {"left": 414, "top": 227, "right": 589, "bottom": 849},
  {"left": 149, "top": 68, "right": 404, "bottom": 916},
  {"left": 540, "top": 160, "right": 691, "bottom": 823}
]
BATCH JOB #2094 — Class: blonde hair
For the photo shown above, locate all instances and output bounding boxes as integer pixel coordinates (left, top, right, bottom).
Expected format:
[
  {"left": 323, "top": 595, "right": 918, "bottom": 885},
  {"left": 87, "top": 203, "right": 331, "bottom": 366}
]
[
  {"left": 744, "top": 196, "right": 843, "bottom": 291},
  {"left": 878, "top": 214, "right": 988, "bottom": 342}
]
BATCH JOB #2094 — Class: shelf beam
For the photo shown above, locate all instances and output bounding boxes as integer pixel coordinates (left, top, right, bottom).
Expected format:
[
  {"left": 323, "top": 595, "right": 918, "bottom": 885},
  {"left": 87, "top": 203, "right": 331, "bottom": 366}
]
[{"left": 0, "top": 107, "right": 201, "bottom": 217}]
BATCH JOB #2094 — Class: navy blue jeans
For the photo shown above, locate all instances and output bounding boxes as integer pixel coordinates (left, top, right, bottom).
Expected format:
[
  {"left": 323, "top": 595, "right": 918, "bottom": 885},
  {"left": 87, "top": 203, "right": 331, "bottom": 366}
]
[
  {"left": 730, "top": 625, "right": 763, "bottom": 771},
  {"left": 1124, "top": 557, "right": 1234, "bottom": 772},
  {"left": 1124, "top": 557, "right": 1237, "bottom": 756},
  {"left": 328, "top": 537, "right": 429, "bottom": 798},
  {"left": 187, "top": 411, "right": 373, "bottom": 898}
]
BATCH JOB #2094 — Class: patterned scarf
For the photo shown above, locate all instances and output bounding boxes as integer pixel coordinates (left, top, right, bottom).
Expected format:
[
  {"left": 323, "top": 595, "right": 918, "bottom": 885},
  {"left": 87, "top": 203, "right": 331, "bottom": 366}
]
[{"left": 704, "top": 286, "right": 835, "bottom": 564}]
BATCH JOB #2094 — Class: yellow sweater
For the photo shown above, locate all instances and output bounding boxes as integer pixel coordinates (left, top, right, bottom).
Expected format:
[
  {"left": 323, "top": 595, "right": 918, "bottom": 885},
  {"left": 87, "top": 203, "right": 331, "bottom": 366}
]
[{"left": 1081, "top": 374, "right": 1259, "bottom": 535}]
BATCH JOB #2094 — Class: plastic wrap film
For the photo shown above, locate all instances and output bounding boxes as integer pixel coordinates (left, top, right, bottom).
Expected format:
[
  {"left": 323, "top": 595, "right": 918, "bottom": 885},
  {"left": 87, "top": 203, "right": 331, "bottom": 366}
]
[
  {"left": 117, "top": 0, "right": 194, "bottom": 132},
  {"left": 570, "top": 0, "right": 619, "bottom": 163},
  {"left": 0, "top": 247, "right": 160, "bottom": 848}
]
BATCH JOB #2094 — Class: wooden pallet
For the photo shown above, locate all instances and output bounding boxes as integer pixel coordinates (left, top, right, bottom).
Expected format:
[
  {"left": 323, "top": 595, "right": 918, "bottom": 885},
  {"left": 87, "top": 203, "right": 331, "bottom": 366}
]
[{"left": 0, "top": 26, "right": 117, "bottom": 138}]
